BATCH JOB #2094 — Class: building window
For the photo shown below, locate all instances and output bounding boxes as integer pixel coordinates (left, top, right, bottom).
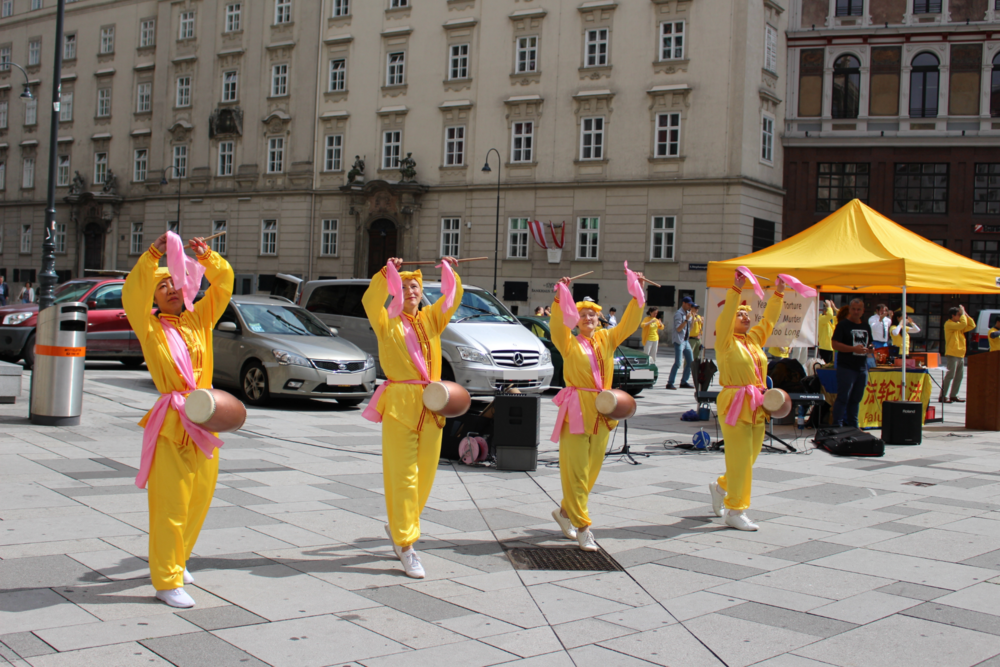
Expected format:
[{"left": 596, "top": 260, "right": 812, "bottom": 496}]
[
  {"left": 949, "top": 44, "right": 982, "bottom": 117},
  {"left": 909, "top": 52, "right": 939, "bottom": 118},
  {"left": 445, "top": 126, "right": 465, "bottom": 166},
  {"left": 992, "top": 53, "right": 1000, "bottom": 118},
  {"left": 24, "top": 98, "right": 37, "bottom": 125},
  {"left": 324, "top": 134, "right": 343, "bottom": 171},
  {"left": 511, "top": 121, "right": 534, "bottom": 163},
  {"left": 271, "top": 64, "right": 288, "bottom": 97},
  {"left": 136, "top": 82, "right": 151, "bottom": 112},
  {"left": 130, "top": 222, "right": 144, "bottom": 254},
  {"left": 28, "top": 39, "right": 41, "bottom": 66},
  {"left": 31, "top": 0, "right": 42, "bottom": 9},
  {"left": 133, "top": 148, "right": 147, "bottom": 182},
  {"left": 100, "top": 26, "right": 115, "bottom": 54},
  {"left": 972, "top": 241, "right": 1000, "bottom": 267},
  {"left": 816, "top": 163, "right": 870, "bottom": 212},
  {"left": 382, "top": 131, "right": 402, "bottom": 169},
  {"left": 57, "top": 155, "right": 70, "bottom": 186},
  {"left": 0, "top": 101, "right": 6, "bottom": 129},
  {"left": 913, "top": 0, "right": 942, "bottom": 12},
  {"left": 222, "top": 70, "right": 238, "bottom": 102},
  {"left": 832, "top": 54, "right": 861, "bottom": 119},
  {"left": 225, "top": 4, "right": 242, "bottom": 32},
  {"left": 333, "top": 0, "right": 349, "bottom": 17},
  {"left": 329, "top": 58, "right": 346, "bottom": 91},
  {"left": 836, "top": 0, "right": 864, "bottom": 14},
  {"left": 175, "top": 76, "right": 191, "bottom": 107},
  {"left": 449, "top": 44, "right": 469, "bottom": 80},
  {"left": 20, "top": 225, "right": 31, "bottom": 253},
  {"left": 55, "top": 223, "right": 66, "bottom": 254},
  {"left": 655, "top": 113, "right": 681, "bottom": 157},
  {"left": 651, "top": 216, "right": 675, "bottom": 261},
  {"left": 516, "top": 36, "right": 538, "bottom": 73},
  {"left": 218, "top": 141, "right": 234, "bottom": 176},
  {"left": 22, "top": 158, "right": 35, "bottom": 188},
  {"left": 660, "top": 22, "right": 684, "bottom": 61},
  {"left": 508, "top": 218, "right": 529, "bottom": 259},
  {"left": 261, "top": 220, "right": 278, "bottom": 255},
  {"left": 577, "top": 218, "right": 600, "bottom": 259},
  {"left": 59, "top": 92, "right": 72, "bottom": 121},
  {"left": 321, "top": 219, "right": 338, "bottom": 256},
  {"left": 95, "top": 89, "right": 111, "bottom": 118},
  {"left": 0, "top": 45, "right": 9, "bottom": 71},
  {"left": 212, "top": 220, "right": 226, "bottom": 254},
  {"left": 441, "top": 218, "right": 461, "bottom": 257},
  {"left": 893, "top": 163, "right": 948, "bottom": 214},
  {"left": 752, "top": 218, "right": 775, "bottom": 252},
  {"left": 390, "top": 0, "right": 409, "bottom": 7},
  {"left": 579, "top": 117, "right": 604, "bottom": 161},
  {"left": 140, "top": 19, "right": 155, "bottom": 47},
  {"left": 267, "top": 137, "right": 284, "bottom": 173},
  {"left": 1, "top": 1, "right": 11, "bottom": 18},
  {"left": 386, "top": 52, "right": 405, "bottom": 86},
  {"left": 63, "top": 33, "right": 76, "bottom": 60},
  {"left": 761, "top": 115, "right": 774, "bottom": 163},
  {"left": 764, "top": 24, "right": 777, "bottom": 73},
  {"left": 973, "top": 164, "right": 1000, "bottom": 215},
  {"left": 585, "top": 28, "right": 609, "bottom": 68},
  {"left": 274, "top": 0, "right": 291, "bottom": 24},
  {"left": 173, "top": 145, "right": 187, "bottom": 178},
  {"left": 93, "top": 152, "right": 108, "bottom": 184},
  {"left": 179, "top": 11, "right": 195, "bottom": 40}
]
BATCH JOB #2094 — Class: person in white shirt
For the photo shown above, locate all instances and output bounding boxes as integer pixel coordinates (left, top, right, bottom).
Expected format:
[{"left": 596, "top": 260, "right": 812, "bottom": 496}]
[
  {"left": 868, "top": 304, "right": 891, "bottom": 349},
  {"left": 607, "top": 307, "right": 617, "bottom": 327}
]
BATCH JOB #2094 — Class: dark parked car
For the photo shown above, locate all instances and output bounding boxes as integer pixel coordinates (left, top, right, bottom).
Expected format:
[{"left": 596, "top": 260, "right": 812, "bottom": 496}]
[{"left": 517, "top": 316, "right": 658, "bottom": 396}]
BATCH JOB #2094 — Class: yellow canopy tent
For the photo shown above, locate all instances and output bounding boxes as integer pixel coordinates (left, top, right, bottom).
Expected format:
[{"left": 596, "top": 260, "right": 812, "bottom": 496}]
[{"left": 707, "top": 199, "right": 1000, "bottom": 295}]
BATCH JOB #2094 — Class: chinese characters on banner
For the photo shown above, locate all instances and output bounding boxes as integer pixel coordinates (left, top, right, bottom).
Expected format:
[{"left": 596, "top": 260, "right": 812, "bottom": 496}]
[{"left": 859, "top": 369, "right": 933, "bottom": 429}]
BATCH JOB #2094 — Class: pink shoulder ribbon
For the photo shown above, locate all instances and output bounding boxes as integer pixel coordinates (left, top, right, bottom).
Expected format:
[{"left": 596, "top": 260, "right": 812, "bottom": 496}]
[
  {"left": 736, "top": 266, "right": 766, "bottom": 301},
  {"left": 386, "top": 261, "right": 404, "bottom": 319},
  {"left": 624, "top": 261, "right": 646, "bottom": 308},
  {"left": 554, "top": 282, "right": 579, "bottom": 329},
  {"left": 135, "top": 318, "right": 223, "bottom": 489},
  {"left": 165, "top": 231, "right": 206, "bottom": 313},
  {"left": 777, "top": 273, "right": 818, "bottom": 299},
  {"left": 549, "top": 335, "right": 605, "bottom": 443},
  {"left": 435, "top": 260, "right": 457, "bottom": 311},
  {"left": 361, "top": 314, "right": 431, "bottom": 423}
]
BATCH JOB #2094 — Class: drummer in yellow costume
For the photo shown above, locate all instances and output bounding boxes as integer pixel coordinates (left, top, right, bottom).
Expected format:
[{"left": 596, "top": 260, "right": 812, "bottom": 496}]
[
  {"left": 549, "top": 270, "right": 644, "bottom": 551},
  {"left": 362, "top": 256, "right": 461, "bottom": 579},
  {"left": 123, "top": 232, "right": 234, "bottom": 608},
  {"left": 708, "top": 271, "right": 785, "bottom": 531}
]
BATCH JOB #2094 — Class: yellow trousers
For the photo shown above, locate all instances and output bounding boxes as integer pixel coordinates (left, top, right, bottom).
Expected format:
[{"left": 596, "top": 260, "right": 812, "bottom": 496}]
[
  {"left": 558, "top": 422, "right": 611, "bottom": 529},
  {"left": 717, "top": 422, "right": 765, "bottom": 511},
  {"left": 382, "top": 415, "right": 442, "bottom": 548},
  {"left": 147, "top": 433, "right": 219, "bottom": 590}
]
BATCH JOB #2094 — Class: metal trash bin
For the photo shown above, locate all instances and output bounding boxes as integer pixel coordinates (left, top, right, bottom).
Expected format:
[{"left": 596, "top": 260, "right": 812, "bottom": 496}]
[{"left": 29, "top": 302, "right": 87, "bottom": 426}]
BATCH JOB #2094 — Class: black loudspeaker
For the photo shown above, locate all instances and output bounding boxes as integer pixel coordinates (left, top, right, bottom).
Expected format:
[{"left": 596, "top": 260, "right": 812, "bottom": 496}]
[
  {"left": 882, "top": 400, "right": 922, "bottom": 445},
  {"left": 492, "top": 394, "right": 540, "bottom": 447}
]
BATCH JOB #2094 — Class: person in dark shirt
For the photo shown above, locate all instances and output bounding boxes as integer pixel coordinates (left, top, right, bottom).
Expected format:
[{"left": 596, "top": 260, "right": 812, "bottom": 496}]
[{"left": 830, "top": 298, "right": 874, "bottom": 427}]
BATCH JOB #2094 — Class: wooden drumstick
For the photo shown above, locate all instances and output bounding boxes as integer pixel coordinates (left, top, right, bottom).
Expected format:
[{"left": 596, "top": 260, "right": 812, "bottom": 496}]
[
  {"left": 399, "top": 256, "right": 489, "bottom": 266},
  {"left": 639, "top": 277, "right": 662, "bottom": 288},
  {"left": 202, "top": 230, "right": 227, "bottom": 242},
  {"left": 568, "top": 271, "right": 594, "bottom": 281}
]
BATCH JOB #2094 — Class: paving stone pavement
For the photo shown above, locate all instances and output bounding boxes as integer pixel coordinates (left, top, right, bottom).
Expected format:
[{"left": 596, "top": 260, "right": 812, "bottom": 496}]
[{"left": 2, "top": 361, "right": 999, "bottom": 667}]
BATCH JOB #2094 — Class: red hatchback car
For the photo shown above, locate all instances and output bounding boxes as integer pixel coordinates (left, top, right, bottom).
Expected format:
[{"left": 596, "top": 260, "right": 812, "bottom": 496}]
[{"left": 0, "top": 278, "right": 145, "bottom": 369}]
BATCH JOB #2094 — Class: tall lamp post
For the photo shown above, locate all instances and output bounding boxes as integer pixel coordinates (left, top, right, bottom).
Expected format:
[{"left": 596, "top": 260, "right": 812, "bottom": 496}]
[
  {"left": 37, "top": 0, "right": 66, "bottom": 311},
  {"left": 481, "top": 149, "right": 501, "bottom": 296},
  {"left": 160, "top": 166, "right": 183, "bottom": 233}
]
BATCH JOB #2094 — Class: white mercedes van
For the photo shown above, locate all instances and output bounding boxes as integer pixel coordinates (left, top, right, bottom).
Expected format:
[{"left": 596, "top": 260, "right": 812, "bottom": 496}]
[{"left": 272, "top": 276, "right": 554, "bottom": 396}]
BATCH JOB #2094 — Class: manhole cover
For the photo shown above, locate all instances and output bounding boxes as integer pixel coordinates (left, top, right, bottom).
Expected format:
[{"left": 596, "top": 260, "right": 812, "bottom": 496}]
[
  {"left": 503, "top": 546, "right": 624, "bottom": 572},
  {"left": 903, "top": 481, "right": 936, "bottom": 487}
]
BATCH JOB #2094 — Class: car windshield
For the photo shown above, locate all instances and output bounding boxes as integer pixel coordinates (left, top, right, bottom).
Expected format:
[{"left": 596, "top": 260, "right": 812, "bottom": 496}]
[
  {"left": 236, "top": 304, "right": 332, "bottom": 336},
  {"left": 423, "top": 288, "right": 516, "bottom": 324},
  {"left": 54, "top": 281, "right": 99, "bottom": 304}
]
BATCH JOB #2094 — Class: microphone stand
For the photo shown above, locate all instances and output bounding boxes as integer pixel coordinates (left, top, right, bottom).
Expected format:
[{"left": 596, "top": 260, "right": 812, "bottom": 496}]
[{"left": 607, "top": 352, "right": 649, "bottom": 465}]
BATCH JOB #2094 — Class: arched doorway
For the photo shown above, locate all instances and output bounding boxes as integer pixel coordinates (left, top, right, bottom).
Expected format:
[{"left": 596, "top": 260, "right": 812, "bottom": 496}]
[
  {"left": 367, "top": 219, "right": 397, "bottom": 276},
  {"left": 83, "top": 222, "right": 105, "bottom": 272}
]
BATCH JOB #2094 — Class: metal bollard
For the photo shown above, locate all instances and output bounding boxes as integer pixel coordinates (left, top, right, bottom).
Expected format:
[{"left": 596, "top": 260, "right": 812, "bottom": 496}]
[{"left": 29, "top": 302, "right": 87, "bottom": 426}]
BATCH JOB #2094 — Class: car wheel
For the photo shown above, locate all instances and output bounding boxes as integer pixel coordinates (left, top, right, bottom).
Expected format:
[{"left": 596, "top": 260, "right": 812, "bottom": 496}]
[
  {"left": 336, "top": 398, "right": 364, "bottom": 407},
  {"left": 120, "top": 358, "right": 145, "bottom": 368},
  {"left": 441, "top": 360, "right": 456, "bottom": 382},
  {"left": 22, "top": 334, "right": 35, "bottom": 370},
  {"left": 240, "top": 361, "right": 270, "bottom": 406}
]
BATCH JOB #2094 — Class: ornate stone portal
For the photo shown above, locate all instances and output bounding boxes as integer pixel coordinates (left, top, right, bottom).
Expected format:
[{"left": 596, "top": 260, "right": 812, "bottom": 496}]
[
  {"left": 340, "top": 179, "right": 429, "bottom": 278},
  {"left": 64, "top": 185, "right": 124, "bottom": 275}
]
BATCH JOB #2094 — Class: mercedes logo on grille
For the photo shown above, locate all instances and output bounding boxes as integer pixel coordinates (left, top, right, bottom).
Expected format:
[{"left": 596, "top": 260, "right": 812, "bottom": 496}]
[
  {"left": 338, "top": 363, "right": 347, "bottom": 371},
  {"left": 513, "top": 352, "right": 524, "bottom": 367}
]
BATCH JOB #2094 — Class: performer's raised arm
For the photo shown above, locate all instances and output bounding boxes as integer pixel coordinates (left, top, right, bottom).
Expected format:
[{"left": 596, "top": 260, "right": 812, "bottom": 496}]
[
  {"left": 423, "top": 258, "right": 463, "bottom": 338},
  {"left": 192, "top": 238, "right": 234, "bottom": 329},
  {"left": 748, "top": 278, "right": 785, "bottom": 348},
  {"left": 123, "top": 238, "right": 165, "bottom": 346},
  {"left": 363, "top": 264, "right": 391, "bottom": 339}
]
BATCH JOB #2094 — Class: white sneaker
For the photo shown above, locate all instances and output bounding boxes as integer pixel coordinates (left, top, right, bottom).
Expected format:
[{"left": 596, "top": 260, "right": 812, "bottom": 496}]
[
  {"left": 183, "top": 567, "right": 194, "bottom": 585},
  {"left": 155, "top": 587, "right": 195, "bottom": 608},
  {"left": 401, "top": 550, "right": 425, "bottom": 579},
  {"left": 577, "top": 528, "right": 598, "bottom": 552},
  {"left": 384, "top": 524, "right": 402, "bottom": 560},
  {"left": 724, "top": 511, "right": 759, "bottom": 531},
  {"left": 552, "top": 509, "right": 578, "bottom": 540},
  {"left": 709, "top": 482, "right": 727, "bottom": 518}
]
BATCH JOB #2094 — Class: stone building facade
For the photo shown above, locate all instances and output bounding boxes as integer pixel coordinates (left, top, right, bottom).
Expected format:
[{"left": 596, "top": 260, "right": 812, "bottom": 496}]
[{"left": 0, "top": 0, "right": 787, "bottom": 312}]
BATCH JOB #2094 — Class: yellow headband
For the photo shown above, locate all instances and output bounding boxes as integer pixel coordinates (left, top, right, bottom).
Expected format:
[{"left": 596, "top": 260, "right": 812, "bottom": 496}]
[
  {"left": 154, "top": 268, "right": 172, "bottom": 285},
  {"left": 736, "top": 305, "right": 752, "bottom": 314},
  {"left": 398, "top": 270, "right": 423, "bottom": 289},
  {"left": 576, "top": 302, "right": 603, "bottom": 313}
]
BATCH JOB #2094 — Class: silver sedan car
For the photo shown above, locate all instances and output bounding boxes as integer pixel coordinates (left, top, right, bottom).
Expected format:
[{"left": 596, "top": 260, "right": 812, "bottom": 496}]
[{"left": 213, "top": 295, "right": 376, "bottom": 406}]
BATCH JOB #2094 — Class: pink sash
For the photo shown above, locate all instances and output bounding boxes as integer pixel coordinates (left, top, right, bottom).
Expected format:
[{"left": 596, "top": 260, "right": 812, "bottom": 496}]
[
  {"left": 165, "top": 231, "right": 205, "bottom": 312},
  {"left": 550, "top": 335, "right": 606, "bottom": 443},
  {"left": 135, "top": 318, "right": 223, "bottom": 489},
  {"left": 723, "top": 337, "right": 766, "bottom": 426},
  {"left": 362, "top": 314, "right": 431, "bottom": 423}
]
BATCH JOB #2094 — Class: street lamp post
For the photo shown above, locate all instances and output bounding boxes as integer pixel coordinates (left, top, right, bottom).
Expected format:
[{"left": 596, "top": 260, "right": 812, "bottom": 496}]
[
  {"left": 160, "top": 166, "right": 183, "bottom": 233},
  {"left": 481, "top": 149, "right": 501, "bottom": 296},
  {"left": 37, "top": 0, "right": 66, "bottom": 311}
]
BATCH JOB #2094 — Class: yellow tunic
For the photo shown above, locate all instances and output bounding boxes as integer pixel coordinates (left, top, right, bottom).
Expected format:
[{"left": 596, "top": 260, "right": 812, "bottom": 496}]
[
  {"left": 944, "top": 314, "right": 976, "bottom": 358},
  {"left": 640, "top": 316, "right": 664, "bottom": 346},
  {"left": 890, "top": 323, "right": 918, "bottom": 356},
  {"left": 689, "top": 315, "right": 704, "bottom": 339},
  {"left": 818, "top": 312, "right": 836, "bottom": 352},
  {"left": 768, "top": 346, "right": 790, "bottom": 359}
]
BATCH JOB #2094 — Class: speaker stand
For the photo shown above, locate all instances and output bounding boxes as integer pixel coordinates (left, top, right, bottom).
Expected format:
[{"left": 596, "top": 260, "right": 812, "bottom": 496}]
[
  {"left": 763, "top": 419, "right": 797, "bottom": 453},
  {"left": 608, "top": 418, "right": 649, "bottom": 465}
]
